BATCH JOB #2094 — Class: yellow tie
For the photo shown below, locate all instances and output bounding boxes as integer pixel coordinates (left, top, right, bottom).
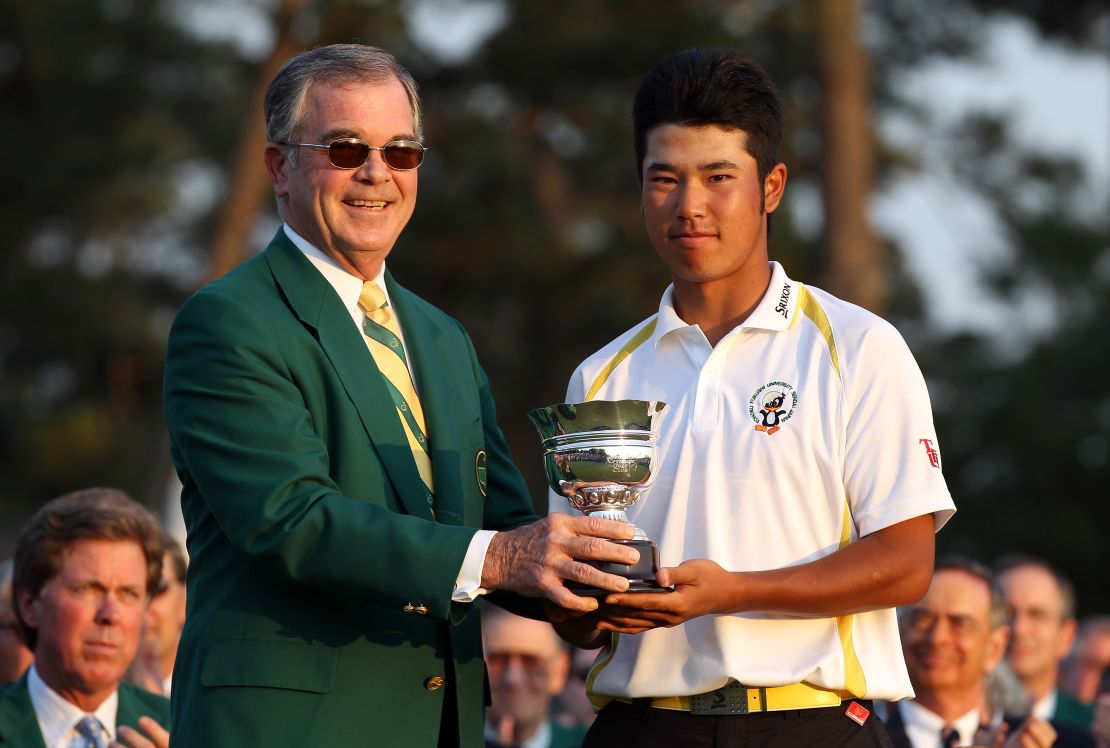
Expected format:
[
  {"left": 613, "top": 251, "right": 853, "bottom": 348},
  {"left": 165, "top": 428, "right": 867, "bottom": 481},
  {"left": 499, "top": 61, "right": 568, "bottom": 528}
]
[{"left": 358, "top": 280, "right": 434, "bottom": 493}]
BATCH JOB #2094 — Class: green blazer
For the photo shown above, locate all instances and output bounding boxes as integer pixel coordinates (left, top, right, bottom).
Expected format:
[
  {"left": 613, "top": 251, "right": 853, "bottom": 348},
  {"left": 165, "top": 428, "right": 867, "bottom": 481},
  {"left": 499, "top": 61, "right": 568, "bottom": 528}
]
[
  {"left": 163, "top": 230, "right": 539, "bottom": 747},
  {"left": 1053, "top": 690, "right": 1095, "bottom": 730},
  {"left": 550, "top": 721, "right": 589, "bottom": 748},
  {"left": 0, "top": 674, "right": 169, "bottom": 747}
]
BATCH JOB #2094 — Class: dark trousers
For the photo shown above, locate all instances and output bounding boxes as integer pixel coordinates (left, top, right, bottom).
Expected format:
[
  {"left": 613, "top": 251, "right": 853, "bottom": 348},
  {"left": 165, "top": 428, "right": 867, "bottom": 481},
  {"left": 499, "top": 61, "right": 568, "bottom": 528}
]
[{"left": 583, "top": 699, "right": 895, "bottom": 748}]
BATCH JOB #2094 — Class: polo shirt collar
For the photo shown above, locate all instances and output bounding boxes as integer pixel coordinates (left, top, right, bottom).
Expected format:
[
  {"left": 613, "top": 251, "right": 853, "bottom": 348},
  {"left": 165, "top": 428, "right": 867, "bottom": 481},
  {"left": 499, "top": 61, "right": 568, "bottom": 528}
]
[
  {"left": 741, "top": 261, "right": 799, "bottom": 331},
  {"left": 651, "top": 285, "right": 691, "bottom": 345},
  {"left": 651, "top": 261, "right": 799, "bottom": 347}
]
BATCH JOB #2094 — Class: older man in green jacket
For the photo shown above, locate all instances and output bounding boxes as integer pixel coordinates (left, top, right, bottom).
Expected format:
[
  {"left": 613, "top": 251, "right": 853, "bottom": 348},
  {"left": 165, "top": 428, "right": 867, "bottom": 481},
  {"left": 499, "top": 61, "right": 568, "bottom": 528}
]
[{"left": 163, "top": 44, "right": 635, "bottom": 748}]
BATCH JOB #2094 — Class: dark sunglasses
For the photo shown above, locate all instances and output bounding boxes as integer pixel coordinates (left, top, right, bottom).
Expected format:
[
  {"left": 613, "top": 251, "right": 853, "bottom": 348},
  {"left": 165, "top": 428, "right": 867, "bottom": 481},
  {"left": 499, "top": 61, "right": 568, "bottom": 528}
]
[{"left": 281, "top": 138, "right": 427, "bottom": 170}]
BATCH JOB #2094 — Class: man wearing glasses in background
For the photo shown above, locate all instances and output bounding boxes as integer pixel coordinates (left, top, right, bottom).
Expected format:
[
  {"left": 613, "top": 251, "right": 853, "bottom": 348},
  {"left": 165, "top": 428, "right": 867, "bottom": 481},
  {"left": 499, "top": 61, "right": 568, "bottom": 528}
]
[
  {"left": 482, "top": 607, "right": 588, "bottom": 748},
  {"left": 163, "top": 44, "right": 637, "bottom": 748},
  {"left": 889, "top": 556, "right": 1093, "bottom": 747}
]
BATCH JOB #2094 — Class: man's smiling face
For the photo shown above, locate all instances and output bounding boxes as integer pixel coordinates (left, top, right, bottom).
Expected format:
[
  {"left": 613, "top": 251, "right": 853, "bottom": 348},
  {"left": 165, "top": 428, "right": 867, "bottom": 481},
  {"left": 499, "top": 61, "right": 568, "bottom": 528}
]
[{"left": 267, "top": 77, "right": 419, "bottom": 279}]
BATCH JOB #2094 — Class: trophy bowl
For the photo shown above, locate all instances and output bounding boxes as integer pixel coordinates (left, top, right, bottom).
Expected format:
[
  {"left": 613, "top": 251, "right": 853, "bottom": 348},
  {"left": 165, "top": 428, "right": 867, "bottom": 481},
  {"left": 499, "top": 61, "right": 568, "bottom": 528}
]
[{"left": 528, "top": 399, "right": 668, "bottom": 595}]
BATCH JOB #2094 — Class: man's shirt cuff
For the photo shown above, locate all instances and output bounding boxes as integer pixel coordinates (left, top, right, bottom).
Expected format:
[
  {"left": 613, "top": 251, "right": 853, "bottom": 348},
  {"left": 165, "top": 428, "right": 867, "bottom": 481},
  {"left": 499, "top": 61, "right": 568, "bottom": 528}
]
[{"left": 452, "top": 529, "right": 497, "bottom": 602}]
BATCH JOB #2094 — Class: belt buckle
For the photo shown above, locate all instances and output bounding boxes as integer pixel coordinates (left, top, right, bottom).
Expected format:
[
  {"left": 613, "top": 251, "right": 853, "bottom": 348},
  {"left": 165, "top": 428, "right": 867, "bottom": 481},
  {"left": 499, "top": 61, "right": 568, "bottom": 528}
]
[{"left": 690, "top": 683, "right": 750, "bottom": 715}]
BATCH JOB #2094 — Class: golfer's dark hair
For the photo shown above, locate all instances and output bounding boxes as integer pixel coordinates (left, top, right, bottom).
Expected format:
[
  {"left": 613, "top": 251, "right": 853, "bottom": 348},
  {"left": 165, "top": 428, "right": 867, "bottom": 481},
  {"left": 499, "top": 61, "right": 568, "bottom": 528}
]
[{"left": 633, "top": 48, "right": 783, "bottom": 186}]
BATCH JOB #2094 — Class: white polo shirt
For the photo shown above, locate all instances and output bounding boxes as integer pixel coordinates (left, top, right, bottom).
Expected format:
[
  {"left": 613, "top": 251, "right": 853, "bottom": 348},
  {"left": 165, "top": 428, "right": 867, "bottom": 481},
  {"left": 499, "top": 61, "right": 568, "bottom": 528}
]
[{"left": 553, "top": 262, "right": 955, "bottom": 703}]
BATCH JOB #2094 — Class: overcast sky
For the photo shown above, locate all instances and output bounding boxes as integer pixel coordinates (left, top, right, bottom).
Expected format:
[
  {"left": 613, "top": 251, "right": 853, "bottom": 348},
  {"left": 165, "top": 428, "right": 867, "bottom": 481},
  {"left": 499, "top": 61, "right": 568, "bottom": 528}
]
[{"left": 873, "top": 15, "right": 1109, "bottom": 339}]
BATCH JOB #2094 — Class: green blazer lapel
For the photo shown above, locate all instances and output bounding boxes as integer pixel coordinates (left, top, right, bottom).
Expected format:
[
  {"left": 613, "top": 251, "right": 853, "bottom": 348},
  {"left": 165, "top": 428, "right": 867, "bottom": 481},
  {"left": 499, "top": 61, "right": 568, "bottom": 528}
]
[
  {"left": 0, "top": 676, "right": 47, "bottom": 748},
  {"left": 116, "top": 682, "right": 170, "bottom": 731},
  {"left": 386, "top": 272, "right": 473, "bottom": 526},
  {"left": 117, "top": 684, "right": 143, "bottom": 725},
  {"left": 263, "top": 231, "right": 433, "bottom": 520}
]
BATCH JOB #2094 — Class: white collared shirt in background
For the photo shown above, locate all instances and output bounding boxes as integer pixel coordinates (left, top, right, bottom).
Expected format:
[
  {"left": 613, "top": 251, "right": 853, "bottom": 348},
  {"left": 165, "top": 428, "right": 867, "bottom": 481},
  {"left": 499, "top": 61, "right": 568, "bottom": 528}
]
[
  {"left": 898, "top": 700, "right": 982, "bottom": 748},
  {"left": 483, "top": 719, "right": 553, "bottom": 748},
  {"left": 284, "top": 224, "right": 494, "bottom": 602},
  {"left": 1031, "top": 689, "right": 1057, "bottom": 721},
  {"left": 27, "top": 664, "right": 118, "bottom": 748}
]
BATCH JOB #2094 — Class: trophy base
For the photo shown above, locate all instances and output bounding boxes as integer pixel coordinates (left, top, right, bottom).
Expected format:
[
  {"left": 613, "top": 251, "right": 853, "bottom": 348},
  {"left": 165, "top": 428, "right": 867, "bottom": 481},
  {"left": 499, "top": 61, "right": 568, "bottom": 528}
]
[{"left": 566, "top": 539, "right": 670, "bottom": 597}]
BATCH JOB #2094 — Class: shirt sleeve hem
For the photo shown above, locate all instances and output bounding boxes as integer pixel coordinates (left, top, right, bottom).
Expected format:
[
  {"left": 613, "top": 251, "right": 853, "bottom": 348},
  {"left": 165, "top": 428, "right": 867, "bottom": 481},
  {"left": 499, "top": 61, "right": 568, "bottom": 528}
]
[{"left": 856, "top": 491, "right": 956, "bottom": 537}]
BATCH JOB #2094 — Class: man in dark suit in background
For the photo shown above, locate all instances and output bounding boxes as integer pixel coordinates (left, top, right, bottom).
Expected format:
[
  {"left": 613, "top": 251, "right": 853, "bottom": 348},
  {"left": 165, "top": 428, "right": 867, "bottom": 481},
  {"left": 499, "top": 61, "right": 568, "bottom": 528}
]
[
  {"left": 163, "top": 43, "right": 636, "bottom": 748},
  {"left": 0, "top": 488, "right": 170, "bottom": 748},
  {"left": 886, "top": 556, "right": 1091, "bottom": 748}
]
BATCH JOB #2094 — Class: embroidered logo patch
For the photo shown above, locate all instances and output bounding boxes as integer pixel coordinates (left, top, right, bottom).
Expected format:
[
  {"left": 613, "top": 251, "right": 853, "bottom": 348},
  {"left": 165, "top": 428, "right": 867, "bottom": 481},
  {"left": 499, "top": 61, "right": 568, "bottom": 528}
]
[
  {"left": 748, "top": 381, "right": 798, "bottom": 436},
  {"left": 845, "top": 701, "right": 870, "bottom": 726},
  {"left": 475, "top": 450, "right": 488, "bottom": 496},
  {"left": 918, "top": 438, "right": 941, "bottom": 469}
]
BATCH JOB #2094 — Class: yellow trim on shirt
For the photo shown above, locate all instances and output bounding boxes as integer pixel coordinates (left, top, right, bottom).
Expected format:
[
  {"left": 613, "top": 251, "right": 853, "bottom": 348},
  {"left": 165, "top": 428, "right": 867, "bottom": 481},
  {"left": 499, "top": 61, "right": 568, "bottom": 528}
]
[
  {"left": 836, "top": 499, "right": 868, "bottom": 697},
  {"left": 585, "top": 632, "right": 621, "bottom": 709},
  {"left": 585, "top": 318, "right": 658, "bottom": 401},
  {"left": 799, "top": 285, "right": 862, "bottom": 693},
  {"left": 798, "top": 285, "right": 841, "bottom": 379}
]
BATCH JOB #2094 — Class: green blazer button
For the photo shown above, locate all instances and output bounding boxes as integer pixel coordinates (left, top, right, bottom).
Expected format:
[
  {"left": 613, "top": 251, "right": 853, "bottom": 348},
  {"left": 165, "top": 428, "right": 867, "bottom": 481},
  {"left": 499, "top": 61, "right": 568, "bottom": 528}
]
[{"left": 424, "top": 676, "right": 445, "bottom": 691}]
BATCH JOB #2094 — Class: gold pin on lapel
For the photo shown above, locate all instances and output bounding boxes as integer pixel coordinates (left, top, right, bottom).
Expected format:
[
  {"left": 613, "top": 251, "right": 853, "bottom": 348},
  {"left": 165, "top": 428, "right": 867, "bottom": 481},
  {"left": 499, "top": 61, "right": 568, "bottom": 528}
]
[{"left": 475, "top": 450, "right": 488, "bottom": 496}]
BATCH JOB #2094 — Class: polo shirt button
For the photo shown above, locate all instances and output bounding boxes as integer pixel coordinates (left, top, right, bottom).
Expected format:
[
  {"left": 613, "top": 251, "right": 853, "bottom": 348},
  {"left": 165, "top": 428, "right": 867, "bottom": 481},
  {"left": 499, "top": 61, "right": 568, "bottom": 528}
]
[
  {"left": 424, "top": 675, "right": 445, "bottom": 691},
  {"left": 390, "top": 340, "right": 399, "bottom": 348},
  {"left": 400, "top": 403, "right": 408, "bottom": 411}
]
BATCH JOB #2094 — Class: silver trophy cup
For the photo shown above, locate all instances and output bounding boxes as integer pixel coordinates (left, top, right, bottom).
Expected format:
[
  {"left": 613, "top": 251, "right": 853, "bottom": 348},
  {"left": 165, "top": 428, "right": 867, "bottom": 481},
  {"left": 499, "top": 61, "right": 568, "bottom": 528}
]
[{"left": 528, "top": 399, "right": 668, "bottom": 595}]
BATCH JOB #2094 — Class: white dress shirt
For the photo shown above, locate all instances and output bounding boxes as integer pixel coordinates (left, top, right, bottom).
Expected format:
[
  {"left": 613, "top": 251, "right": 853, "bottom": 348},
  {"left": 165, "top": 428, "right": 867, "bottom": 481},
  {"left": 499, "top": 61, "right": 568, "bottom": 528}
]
[
  {"left": 483, "top": 719, "right": 553, "bottom": 748},
  {"left": 898, "top": 700, "right": 981, "bottom": 748},
  {"left": 27, "top": 664, "right": 119, "bottom": 748},
  {"left": 284, "top": 224, "right": 495, "bottom": 602},
  {"left": 1031, "top": 689, "right": 1057, "bottom": 721}
]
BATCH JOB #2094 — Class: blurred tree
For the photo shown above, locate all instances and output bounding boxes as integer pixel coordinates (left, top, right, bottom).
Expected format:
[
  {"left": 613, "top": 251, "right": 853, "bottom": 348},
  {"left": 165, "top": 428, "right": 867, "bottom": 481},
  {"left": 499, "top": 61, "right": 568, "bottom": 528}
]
[
  {"left": 919, "top": 113, "right": 1109, "bottom": 613},
  {"left": 814, "top": 0, "right": 884, "bottom": 313},
  {"left": 0, "top": 0, "right": 248, "bottom": 527},
  {"left": 866, "top": 0, "right": 1110, "bottom": 611},
  {"left": 204, "top": 0, "right": 316, "bottom": 283}
]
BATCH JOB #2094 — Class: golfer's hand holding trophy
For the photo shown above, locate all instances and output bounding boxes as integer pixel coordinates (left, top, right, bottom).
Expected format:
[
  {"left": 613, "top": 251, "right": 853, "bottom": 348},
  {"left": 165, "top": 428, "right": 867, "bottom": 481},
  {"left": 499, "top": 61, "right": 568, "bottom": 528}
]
[{"left": 528, "top": 399, "right": 670, "bottom": 596}]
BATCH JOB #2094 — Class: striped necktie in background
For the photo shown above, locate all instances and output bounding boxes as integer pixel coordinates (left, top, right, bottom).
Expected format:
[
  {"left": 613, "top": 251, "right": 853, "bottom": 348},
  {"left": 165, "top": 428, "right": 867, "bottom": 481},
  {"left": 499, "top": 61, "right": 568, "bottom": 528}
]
[
  {"left": 358, "top": 280, "right": 434, "bottom": 494},
  {"left": 74, "top": 716, "right": 107, "bottom": 748}
]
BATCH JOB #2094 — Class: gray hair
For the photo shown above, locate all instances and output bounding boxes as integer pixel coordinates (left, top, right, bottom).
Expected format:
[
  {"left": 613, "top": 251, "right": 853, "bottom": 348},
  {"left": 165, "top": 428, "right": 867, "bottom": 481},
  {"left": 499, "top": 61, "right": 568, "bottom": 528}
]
[{"left": 264, "top": 44, "right": 423, "bottom": 155}]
